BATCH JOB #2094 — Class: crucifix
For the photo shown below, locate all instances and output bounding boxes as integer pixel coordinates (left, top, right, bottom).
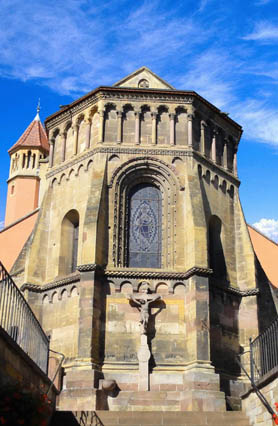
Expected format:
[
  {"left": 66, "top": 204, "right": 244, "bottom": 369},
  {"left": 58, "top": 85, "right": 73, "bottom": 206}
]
[{"left": 127, "top": 282, "right": 162, "bottom": 390}]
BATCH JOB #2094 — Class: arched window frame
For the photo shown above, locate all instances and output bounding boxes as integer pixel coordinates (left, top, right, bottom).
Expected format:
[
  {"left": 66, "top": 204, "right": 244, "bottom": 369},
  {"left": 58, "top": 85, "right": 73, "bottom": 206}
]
[
  {"left": 109, "top": 158, "right": 179, "bottom": 269},
  {"left": 125, "top": 182, "right": 162, "bottom": 268},
  {"left": 59, "top": 209, "right": 79, "bottom": 275}
]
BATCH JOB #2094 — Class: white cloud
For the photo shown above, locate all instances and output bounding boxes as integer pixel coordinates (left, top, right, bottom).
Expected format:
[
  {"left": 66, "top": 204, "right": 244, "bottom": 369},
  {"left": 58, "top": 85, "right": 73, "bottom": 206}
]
[
  {"left": 231, "top": 99, "right": 278, "bottom": 145},
  {"left": 176, "top": 50, "right": 239, "bottom": 109},
  {"left": 243, "top": 21, "right": 278, "bottom": 42},
  {"left": 252, "top": 219, "right": 278, "bottom": 242},
  {"left": 0, "top": 0, "right": 209, "bottom": 96}
]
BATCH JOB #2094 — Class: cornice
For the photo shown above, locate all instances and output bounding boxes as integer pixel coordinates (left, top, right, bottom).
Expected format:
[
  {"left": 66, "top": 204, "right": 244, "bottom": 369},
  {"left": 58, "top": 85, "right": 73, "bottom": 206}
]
[
  {"left": 193, "top": 151, "right": 240, "bottom": 186},
  {"left": 45, "top": 86, "right": 242, "bottom": 131},
  {"left": 211, "top": 282, "right": 259, "bottom": 297},
  {"left": 21, "top": 273, "right": 80, "bottom": 292},
  {"left": 46, "top": 146, "right": 238, "bottom": 184},
  {"left": 104, "top": 266, "right": 213, "bottom": 280}
]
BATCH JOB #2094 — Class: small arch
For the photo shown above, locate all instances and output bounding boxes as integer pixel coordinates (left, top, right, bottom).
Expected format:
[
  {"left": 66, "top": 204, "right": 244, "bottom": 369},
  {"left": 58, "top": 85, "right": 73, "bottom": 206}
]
[
  {"left": 120, "top": 282, "right": 133, "bottom": 295},
  {"left": 212, "top": 175, "right": 219, "bottom": 189},
  {"left": 138, "top": 79, "right": 149, "bottom": 88},
  {"left": 172, "top": 157, "right": 183, "bottom": 166},
  {"left": 173, "top": 283, "right": 186, "bottom": 295},
  {"left": 22, "top": 153, "right": 26, "bottom": 168},
  {"left": 205, "top": 170, "right": 211, "bottom": 183},
  {"left": 86, "top": 159, "right": 93, "bottom": 170},
  {"left": 77, "top": 164, "right": 84, "bottom": 176},
  {"left": 32, "top": 153, "right": 36, "bottom": 168},
  {"left": 108, "top": 281, "right": 116, "bottom": 295},
  {"left": 61, "top": 289, "right": 68, "bottom": 300},
  {"left": 70, "top": 286, "right": 79, "bottom": 297},
  {"left": 42, "top": 294, "right": 49, "bottom": 304},
  {"left": 51, "top": 178, "right": 58, "bottom": 188},
  {"left": 108, "top": 154, "right": 120, "bottom": 162},
  {"left": 53, "top": 128, "right": 60, "bottom": 138},
  {"left": 52, "top": 292, "right": 58, "bottom": 303},
  {"left": 198, "top": 164, "right": 202, "bottom": 178},
  {"left": 157, "top": 105, "right": 169, "bottom": 113},
  {"left": 155, "top": 282, "right": 169, "bottom": 295},
  {"left": 221, "top": 180, "right": 227, "bottom": 193},
  {"left": 229, "top": 185, "right": 234, "bottom": 199},
  {"left": 68, "top": 168, "right": 75, "bottom": 180},
  {"left": 59, "top": 173, "right": 66, "bottom": 184}
]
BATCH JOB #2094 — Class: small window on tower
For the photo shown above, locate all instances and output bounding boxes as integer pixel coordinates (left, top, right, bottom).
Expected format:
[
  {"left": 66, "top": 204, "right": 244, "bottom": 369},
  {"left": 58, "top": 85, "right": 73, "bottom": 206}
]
[{"left": 11, "top": 185, "right": 15, "bottom": 195}]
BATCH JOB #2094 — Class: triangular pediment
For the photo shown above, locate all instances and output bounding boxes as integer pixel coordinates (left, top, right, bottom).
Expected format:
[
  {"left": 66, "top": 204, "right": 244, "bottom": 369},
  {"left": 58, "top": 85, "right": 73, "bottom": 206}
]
[{"left": 113, "top": 66, "right": 175, "bottom": 90}]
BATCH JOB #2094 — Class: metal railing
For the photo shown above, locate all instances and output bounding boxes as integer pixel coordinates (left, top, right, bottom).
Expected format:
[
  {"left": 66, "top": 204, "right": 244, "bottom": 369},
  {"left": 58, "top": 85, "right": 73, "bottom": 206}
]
[
  {"left": 250, "top": 316, "right": 278, "bottom": 383},
  {"left": 0, "top": 261, "right": 49, "bottom": 373}
]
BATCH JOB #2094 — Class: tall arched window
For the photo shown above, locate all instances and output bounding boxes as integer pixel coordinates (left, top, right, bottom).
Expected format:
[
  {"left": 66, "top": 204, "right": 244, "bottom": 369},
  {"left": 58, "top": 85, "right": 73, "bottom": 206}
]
[
  {"left": 127, "top": 183, "right": 162, "bottom": 268},
  {"left": 59, "top": 210, "right": 79, "bottom": 275}
]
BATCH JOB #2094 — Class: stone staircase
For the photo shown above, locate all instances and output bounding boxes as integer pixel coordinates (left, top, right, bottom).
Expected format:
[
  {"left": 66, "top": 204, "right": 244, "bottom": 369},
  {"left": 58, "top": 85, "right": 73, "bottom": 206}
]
[{"left": 51, "top": 410, "right": 251, "bottom": 425}]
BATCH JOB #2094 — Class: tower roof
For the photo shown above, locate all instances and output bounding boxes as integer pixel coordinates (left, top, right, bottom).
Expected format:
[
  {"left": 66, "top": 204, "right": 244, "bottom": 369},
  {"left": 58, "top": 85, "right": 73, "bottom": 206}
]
[{"left": 8, "top": 108, "right": 49, "bottom": 154}]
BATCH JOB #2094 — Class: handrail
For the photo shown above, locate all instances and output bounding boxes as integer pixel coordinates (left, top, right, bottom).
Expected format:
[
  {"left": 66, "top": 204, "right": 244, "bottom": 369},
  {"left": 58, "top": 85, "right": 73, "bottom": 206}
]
[
  {"left": 250, "top": 317, "right": 278, "bottom": 382},
  {"left": 235, "top": 355, "right": 276, "bottom": 418},
  {"left": 0, "top": 261, "right": 49, "bottom": 373},
  {"left": 47, "top": 348, "right": 65, "bottom": 396}
]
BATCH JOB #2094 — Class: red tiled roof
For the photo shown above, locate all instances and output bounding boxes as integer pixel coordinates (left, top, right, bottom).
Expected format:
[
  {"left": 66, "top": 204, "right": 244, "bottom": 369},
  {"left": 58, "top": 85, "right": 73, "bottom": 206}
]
[
  {"left": 248, "top": 225, "right": 278, "bottom": 288},
  {"left": 8, "top": 116, "right": 49, "bottom": 154}
]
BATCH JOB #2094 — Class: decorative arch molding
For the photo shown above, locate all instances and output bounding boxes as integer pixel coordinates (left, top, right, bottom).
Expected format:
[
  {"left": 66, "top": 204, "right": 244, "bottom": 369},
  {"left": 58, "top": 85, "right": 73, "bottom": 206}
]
[
  {"left": 109, "top": 157, "right": 180, "bottom": 269},
  {"left": 108, "top": 156, "right": 182, "bottom": 190}
]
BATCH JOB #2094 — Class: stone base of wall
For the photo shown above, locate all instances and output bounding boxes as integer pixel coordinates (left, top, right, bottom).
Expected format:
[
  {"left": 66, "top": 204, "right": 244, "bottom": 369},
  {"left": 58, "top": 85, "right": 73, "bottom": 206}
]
[{"left": 52, "top": 410, "right": 251, "bottom": 426}]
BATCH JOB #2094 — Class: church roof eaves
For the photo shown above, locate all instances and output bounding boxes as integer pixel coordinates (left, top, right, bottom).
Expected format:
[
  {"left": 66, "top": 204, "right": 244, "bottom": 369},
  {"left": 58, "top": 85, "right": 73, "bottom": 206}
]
[{"left": 44, "top": 86, "right": 243, "bottom": 133}]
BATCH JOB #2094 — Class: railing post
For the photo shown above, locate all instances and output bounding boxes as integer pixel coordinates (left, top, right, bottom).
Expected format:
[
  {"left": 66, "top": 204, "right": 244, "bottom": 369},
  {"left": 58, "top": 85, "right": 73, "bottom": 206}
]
[{"left": 250, "top": 337, "right": 255, "bottom": 383}]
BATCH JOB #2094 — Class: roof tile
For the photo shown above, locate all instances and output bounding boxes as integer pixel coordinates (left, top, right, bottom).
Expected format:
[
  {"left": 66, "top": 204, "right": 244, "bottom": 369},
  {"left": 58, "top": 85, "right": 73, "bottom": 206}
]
[{"left": 8, "top": 117, "right": 49, "bottom": 154}]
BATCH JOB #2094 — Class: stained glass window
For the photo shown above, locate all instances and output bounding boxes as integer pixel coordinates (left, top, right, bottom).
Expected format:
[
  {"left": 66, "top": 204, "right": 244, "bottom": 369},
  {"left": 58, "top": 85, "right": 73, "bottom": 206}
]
[{"left": 127, "top": 183, "right": 162, "bottom": 268}]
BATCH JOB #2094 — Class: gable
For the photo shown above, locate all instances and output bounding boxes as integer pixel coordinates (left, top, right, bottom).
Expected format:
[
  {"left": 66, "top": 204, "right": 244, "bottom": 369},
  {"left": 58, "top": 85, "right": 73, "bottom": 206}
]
[{"left": 113, "top": 66, "right": 175, "bottom": 90}]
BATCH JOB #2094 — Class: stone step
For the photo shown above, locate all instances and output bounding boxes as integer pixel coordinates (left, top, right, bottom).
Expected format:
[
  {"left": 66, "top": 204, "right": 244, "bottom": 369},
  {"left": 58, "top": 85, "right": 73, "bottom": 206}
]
[{"left": 51, "top": 410, "right": 251, "bottom": 426}]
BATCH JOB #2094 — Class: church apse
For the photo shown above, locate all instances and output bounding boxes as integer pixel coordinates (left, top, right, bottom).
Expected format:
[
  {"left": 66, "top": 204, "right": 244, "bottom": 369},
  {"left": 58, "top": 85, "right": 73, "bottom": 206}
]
[{"left": 7, "top": 67, "right": 263, "bottom": 413}]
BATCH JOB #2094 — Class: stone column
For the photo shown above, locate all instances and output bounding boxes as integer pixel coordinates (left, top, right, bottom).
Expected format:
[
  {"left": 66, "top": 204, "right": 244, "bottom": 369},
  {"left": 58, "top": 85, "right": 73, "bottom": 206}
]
[
  {"left": 73, "top": 123, "right": 79, "bottom": 155},
  {"left": 151, "top": 111, "right": 157, "bottom": 145},
  {"left": 135, "top": 111, "right": 140, "bottom": 145},
  {"left": 182, "top": 275, "right": 226, "bottom": 411},
  {"left": 138, "top": 334, "right": 151, "bottom": 391},
  {"left": 98, "top": 110, "right": 105, "bottom": 143},
  {"left": 49, "top": 139, "right": 54, "bottom": 168},
  {"left": 200, "top": 121, "right": 206, "bottom": 155},
  {"left": 35, "top": 152, "right": 40, "bottom": 169},
  {"left": 61, "top": 131, "right": 66, "bottom": 162},
  {"left": 223, "top": 137, "right": 228, "bottom": 169},
  {"left": 233, "top": 146, "right": 238, "bottom": 176},
  {"left": 211, "top": 129, "right": 217, "bottom": 163},
  {"left": 169, "top": 113, "right": 175, "bottom": 145},
  {"left": 117, "top": 110, "right": 123, "bottom": 144},
  {"left": 59, "top": 269, "right": 99, "bottom": 411},
  {"left": 187, "top": 114, "right": 193, "bottom": 147},
  {"left": 85, "top": 118, "right": 91, "bottom": 149}
]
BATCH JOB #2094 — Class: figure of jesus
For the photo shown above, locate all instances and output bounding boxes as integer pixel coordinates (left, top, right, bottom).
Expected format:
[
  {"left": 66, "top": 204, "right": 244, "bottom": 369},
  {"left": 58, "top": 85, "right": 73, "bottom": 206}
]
[{"left": 128, "top": 283, "right": 161, "bottom": 334}]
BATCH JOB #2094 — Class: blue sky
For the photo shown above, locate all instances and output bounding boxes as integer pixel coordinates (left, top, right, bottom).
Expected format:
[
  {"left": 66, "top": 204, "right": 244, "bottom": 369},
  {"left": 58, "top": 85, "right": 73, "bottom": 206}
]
[{"left": 0, "top": 0, "right": 278, "bottom": 240}]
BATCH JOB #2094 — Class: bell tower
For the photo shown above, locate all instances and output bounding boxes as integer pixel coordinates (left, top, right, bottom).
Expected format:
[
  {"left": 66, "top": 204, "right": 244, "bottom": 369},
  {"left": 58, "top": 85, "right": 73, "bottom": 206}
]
[{"left": 5, "top": 104, "right": 49, "bottom": 227}]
